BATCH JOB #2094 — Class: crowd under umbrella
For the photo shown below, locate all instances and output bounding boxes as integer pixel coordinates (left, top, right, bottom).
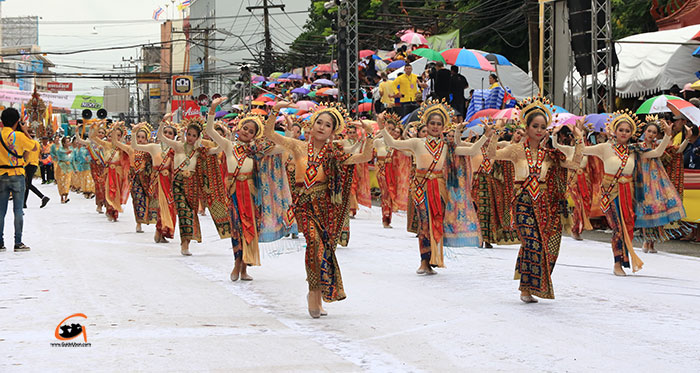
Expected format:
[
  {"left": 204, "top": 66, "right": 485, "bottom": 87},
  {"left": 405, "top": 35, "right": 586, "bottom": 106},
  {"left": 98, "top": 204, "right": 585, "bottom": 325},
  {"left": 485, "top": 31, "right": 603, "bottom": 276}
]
[
  {"left": 357, "top": 102, "right": 373, "bottom": 113},
  {"left": 400, "top": 31, "right": 427, "bottom": 45},
  {"left": 359, "top": 49, "right": 375, "bottom": 59},
  {"left": 288, "top": 74, "right": 303, "bottom": 80},
  {"left": 295, "top": 100, "right": 318, "bottom": 111},
  {"left": 583, "top": 113, "right": 612, "bottom": 132},
  {"left": 291, "top": 87, "right": 310, "bottom": 95}
]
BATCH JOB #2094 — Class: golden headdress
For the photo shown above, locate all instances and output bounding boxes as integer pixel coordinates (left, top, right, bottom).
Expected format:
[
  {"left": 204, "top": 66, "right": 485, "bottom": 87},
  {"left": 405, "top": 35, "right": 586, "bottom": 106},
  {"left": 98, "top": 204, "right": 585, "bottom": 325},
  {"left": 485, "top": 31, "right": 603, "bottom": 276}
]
[
  {"left": 182, "top": 116, "right": 206, "bottom": 134},
  {"left": 606, "top": 109, "right": 640, "bottom": 135},
  {"left": 517, "top": 95, "right": 553, "bottom": 127},
  {"left": 383, "top": 112, "right": 403, "bottom": 132},
  {"left": 108, "top": 121, "right": 126, "bottom": 138},
  {"left": 236, "top": 113, "right": 264, "bottom": 139},
  {"left": 418, "top": 98, "right": 454, "bottom": 129},
  {"left": 133, "top": 122, "right": 153, "bottom": 138},
  {"left": 308, "top": 102, "right": 349, "bottom": 135}
]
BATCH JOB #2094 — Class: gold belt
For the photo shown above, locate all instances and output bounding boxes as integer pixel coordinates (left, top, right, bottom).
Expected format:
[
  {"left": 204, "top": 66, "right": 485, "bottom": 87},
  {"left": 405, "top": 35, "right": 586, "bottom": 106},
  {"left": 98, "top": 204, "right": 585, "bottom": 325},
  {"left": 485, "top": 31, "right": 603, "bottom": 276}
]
[
  {"left": 160, "top": 169, "right": 170, "bottom": 176},
  {"left": 229, "top": 173, "right": 253, "bottom": 182},
  {"left": 415, "top": 170, "right": 443, "bottom": 180},
  {"left": 109, "top": 164, "right": 116, "bottom": 169}
]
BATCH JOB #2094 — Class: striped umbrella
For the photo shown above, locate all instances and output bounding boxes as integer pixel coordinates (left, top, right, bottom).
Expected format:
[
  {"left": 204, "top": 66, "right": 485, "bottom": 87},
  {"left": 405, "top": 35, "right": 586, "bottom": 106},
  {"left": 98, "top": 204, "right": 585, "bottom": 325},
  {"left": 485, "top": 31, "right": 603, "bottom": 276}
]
[
  {"left": 667, "top": 98, "right": 700, "bottom": 126},
  {"left": 636, "top": 95, "right": 681, "bottom": 114},
  {"left": 441, "top": 48, "right": 495, "bottom": 72}
]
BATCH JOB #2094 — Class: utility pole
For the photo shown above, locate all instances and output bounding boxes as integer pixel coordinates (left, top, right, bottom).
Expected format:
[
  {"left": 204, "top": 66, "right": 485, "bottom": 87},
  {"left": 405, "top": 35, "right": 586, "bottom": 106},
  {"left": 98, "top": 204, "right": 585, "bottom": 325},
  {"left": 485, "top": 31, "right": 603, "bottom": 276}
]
[{"left": 247, "top": 0, "right": 285, "bottom": 76}]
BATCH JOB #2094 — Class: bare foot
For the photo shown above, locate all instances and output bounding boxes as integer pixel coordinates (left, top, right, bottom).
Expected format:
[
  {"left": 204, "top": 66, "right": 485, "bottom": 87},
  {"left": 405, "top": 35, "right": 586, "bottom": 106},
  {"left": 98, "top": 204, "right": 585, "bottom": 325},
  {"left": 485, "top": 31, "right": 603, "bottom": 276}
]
[
  {"left": 572, "top": 231, "right": 583, "bottom": 241},
  {"left": 96, "top": 206, "right": 103, "bottom": 214},
  {"left": 136, "top": 223, "right": 143, "bottom": 233},
  {"left": 307, "top": 291, "right": 321, "bottom": 318},
  {"left": 520, "top": 290, "right": 538, "bottom": 303},
  {"left": 643, "top": 241, "right": 650, "bottom": 253},
  {"left": 180, "top": 241, "right": 192, "bottom": 256},
  {"left": 649, "top": 242, "right": 657, "bottom": 254},
  {"left": 154, "top": 231, "right": 162, "bottom": 243},
  {"left": 416, "top": 260, "right": 430, "bottom": 274},
  {"left": 425, "top": 267, "right": 437, "bottom": 275},
  {"left": 613, "top": 263, "right": 626, "bottom": 276},
  {"left": 482, "top": 242, "right": 493, "bottom": 249},
  {"left": 231, "top": 257, "right": 241, "bottom": 281},
  {"left": 240, "top": 263, "right": 253, "bottom": 281},
  {"left": 317, "top": 294, "right": 327, "bottom": 316}
]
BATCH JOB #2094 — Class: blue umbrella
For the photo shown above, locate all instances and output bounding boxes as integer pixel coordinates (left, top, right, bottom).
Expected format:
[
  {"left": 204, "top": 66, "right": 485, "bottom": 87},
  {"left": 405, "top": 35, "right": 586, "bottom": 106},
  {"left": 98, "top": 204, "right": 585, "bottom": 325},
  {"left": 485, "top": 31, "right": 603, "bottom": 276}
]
[
  {"left": 548, "top": 104, "right": 569, "bottom": 114},
  {"left": 483, "top": 53, "right": 512, "bottom": 66},
  {"left": 694, "top": 46, "right": 700, "bottom": 58},
  {"left": 215, "top": 111, "right": 228, "bottom": 119},
  {"left": 279, "top": 73, "right": 291, "bottom": 78},
  {"left": 371, "top": 55, "right": 382, "bottom": 60},
  {"left": 387, "top": 60, "right": 406, "bottom": 69},
  {"left": 332, "top": 73, "right": 338, "bottom": 79},
  {"left": 359, "top": 98, "right": 372, "bottom": 103},
  {"left": 291, "top": 87, "right": 310, "bottom": 95},
  {"left": 583, "top": 113, "right": 612, "bottom": 132}
]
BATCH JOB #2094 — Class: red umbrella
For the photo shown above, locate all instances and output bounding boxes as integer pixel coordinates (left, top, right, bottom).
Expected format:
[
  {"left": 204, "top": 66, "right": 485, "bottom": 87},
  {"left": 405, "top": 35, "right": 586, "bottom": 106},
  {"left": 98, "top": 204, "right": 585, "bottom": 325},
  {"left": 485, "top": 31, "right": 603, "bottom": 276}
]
[
  {"left": 359, "top": 50, "right": 375, "bottom": 59},
  {"left": 468, "top": 109, "right": 500, "bottom": 122},
  {"left": 357, "top": 102, "right": 373, "bottom": 112},
  {"left": 315, "top": 64, "right": 333, "bottom": 73}
]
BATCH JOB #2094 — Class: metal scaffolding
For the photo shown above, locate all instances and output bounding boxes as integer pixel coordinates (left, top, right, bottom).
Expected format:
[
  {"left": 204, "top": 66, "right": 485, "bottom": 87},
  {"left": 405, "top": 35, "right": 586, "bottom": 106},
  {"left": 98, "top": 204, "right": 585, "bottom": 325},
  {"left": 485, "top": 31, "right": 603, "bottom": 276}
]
[
  {"left": 338, "top": 0, "right": 359, "bottom": 116},
  {"left": 541, "top": 1, "right": 555, "bottom": 100}
]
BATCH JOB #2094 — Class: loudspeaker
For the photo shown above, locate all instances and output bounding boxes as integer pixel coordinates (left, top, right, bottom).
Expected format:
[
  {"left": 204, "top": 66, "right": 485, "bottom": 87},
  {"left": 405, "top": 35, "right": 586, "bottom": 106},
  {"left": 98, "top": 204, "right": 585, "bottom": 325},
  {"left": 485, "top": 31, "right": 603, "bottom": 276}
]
[
  {"left": 97, "top": 108, "right": 108, "bottom": 119},
  {"left": 567, "top": 0, "right": 618, "bottom": 76},
  {"left": 82, "top": 109, "right": 92, "bottom": 119}
]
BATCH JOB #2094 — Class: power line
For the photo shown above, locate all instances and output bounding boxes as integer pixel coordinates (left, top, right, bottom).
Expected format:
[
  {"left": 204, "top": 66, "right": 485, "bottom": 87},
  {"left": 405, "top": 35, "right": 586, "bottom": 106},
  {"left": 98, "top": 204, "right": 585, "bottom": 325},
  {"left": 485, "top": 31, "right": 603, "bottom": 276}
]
[{"left": 35, "top": 11, "right": 309, "bottom": 25}]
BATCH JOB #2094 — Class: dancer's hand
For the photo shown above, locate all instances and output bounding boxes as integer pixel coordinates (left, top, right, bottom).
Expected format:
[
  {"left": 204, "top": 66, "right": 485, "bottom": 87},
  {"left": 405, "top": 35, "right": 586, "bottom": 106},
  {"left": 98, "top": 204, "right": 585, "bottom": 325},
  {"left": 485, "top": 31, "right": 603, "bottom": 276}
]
[
  {"left": 661, "top": 119, "right": 672, "bottom": 136},
  {"left": 162, "top": 113, "right": 173, "bottom": 122},
  {"left": 272, "top": 101, "right": 293, "bottom": 111},
  {"left": 209, "top": 97, "right": 227, "bottom": 115}
]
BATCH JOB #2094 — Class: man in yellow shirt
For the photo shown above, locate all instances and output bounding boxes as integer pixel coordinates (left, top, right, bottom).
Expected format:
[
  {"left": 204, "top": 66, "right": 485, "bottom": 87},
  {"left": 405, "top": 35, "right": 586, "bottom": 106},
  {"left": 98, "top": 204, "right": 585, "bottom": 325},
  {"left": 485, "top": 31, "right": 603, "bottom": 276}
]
[
  {"left": 0, "top": 108, "right": 37, "bottom": 252},
  {"left": 393, "top": 64, "right": 421, "bottom": 117},
  {"left": 378, "top": 72, "right": 398, "bottom": 113},
  {"left": 23, "top": 130, "right": 49, "bottom": 209}
]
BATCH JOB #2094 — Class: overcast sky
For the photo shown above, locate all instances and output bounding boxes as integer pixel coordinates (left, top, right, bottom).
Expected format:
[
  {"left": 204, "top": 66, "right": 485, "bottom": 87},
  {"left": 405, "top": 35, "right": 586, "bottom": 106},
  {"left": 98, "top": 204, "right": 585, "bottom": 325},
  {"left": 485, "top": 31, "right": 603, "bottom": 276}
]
[{"left": 1, "top": 0, "right": 309, "bottom": 95}]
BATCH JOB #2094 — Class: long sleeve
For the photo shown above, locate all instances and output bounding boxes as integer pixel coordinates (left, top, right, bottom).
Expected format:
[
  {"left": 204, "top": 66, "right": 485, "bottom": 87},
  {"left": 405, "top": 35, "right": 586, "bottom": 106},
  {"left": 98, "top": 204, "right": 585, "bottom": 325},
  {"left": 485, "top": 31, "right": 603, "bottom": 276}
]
[
  {"left": 582, "top": 143, "right": 608, "bottom": 160},
  {"left": 264, "top": 114, "right": 303, "bottom": 157},
  {"left": 157, "top": 125, "right": 183, "bottom": 152},
  {"left": 205, "top": 113, "right": 231, "bottom": 153},
  {"left": 455, "top": 134, "right": 488, "bottom": 156},
  {"left": 344, "top": 139, "right": 375, "bottom": 165},
  {"left": 559, "top": 139, "right": 584, "bottom": 170},
  {"left": 642, "top": 134, "right": 671, "bottom": 159},
  {"left": 382, "top": 128, "right": 420, "bottom": 153},
  {"left": 677, "top": 139, "right": 689, "bottom": 154},
  {"left": 487, "top": 133, "right": 517, "bottom": 162}
]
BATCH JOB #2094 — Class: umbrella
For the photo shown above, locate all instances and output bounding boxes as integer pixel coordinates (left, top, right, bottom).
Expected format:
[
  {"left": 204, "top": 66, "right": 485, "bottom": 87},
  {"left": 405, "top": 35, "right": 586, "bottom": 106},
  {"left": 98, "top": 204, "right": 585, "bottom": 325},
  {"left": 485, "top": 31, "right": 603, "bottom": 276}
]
[
  {"left": 313, "top": 78, "right": 335, "bottom": 86},
  {"left": 550, "top": 113, "right": 580, "bottom": 127},
  {"left": 308, "top": 91, "right": 317, "bottom": 98},
  {"left": 468, "top": 108, "right": 500, "bottom": 122},
  {"left": 252, "top": 75, "right": 266, "bottom": 82},
  {"left": 223, "top": 113, "right": 238, "bottom": 119},
  {"left": 411, "top": 48, "right": 446, "bottom": 63},
  {"left": 667, "top": 98, "right": 700, "bottom": 126},
  {"left": 251, "top": 100, "right": 266, "bottom": 106},
  {"left": 358, "top": 102, "right": 373, "bottom": 112},
  {"left": 215, "top": 111, "right": 228, "bottom": 119},
  {"left": 325, "top": 88, "right": 339, "bottom": 96},
  {"left": 483, "top": 53, "right": 513, "bottom": 66},
  {"left": 295, "top": 100, "right": 317, "bottom": 111},
  {"left": 462, "top": 125, "right": 484, "bottom": 137},
  {"left": 359, "top": 98, "right": 372, "bottom": 103},
  {"left": 583, "top": 113, "right": 612, "bottom": 132},
  {"left": 387, "top": 60, "right": 406, "bottom": 69},
  {"left": 549, "top": 105, "right": 569, "bottom": 114},
  {"left": 400, "top": 32, "right": 427, "bottom": 45},
  {"left": 278, "top": 73, "right": 291, "bottom": 79},
  {"left": 291, "top": 87, "right": 310, "bottom": 95},
  {"left": 314, "top": 64, "right": 333, "bottom": 73},
  {"left": 332, "top": 72, "right": 338, "bottom": 79},
  {"left": 265, "top": 101, "right": 276, "bottom": 106},
  {"left": 359, "top": 49, "right": 375, "bottom": 59},
  {"left": 262, "top": 93, "right": 276, "bottom": 99},
  {"left": 316, "top": 87, "right": 331, "bottom": 96},
  {"left": 371, "top": 55, "right": 382, "bottom": 60},
  {"left": 288, "top": 74, "right": 303, "bottom": 80},
  {"left": 693, "top": 46, "right": 700, "bottom": 58},
  {"left": 251, "top": 108, "right": 268, "bottom": 116},
  {"left": 280, "top": 108, "right": 298, "bottom": 115},
  {"left": 493, "top": 108, "right": 519, "bottom": 120},
  {"left": 374, "top": 60, "right": 388, "bottom": 71},
  {"left": 691, "top": 80, "right": 700, "bottom": 90},
  {"left": 269, "top": 72, "right": 283, "bottom": 79},
  {"left": 401, "top": 108, "right": 420, "bottom": 124},
  {"left": 441, "top": 48, "right": 495, "bottom": 72},
  {"left": 635, "top": 95, "right": 681, "bottom": 114}
]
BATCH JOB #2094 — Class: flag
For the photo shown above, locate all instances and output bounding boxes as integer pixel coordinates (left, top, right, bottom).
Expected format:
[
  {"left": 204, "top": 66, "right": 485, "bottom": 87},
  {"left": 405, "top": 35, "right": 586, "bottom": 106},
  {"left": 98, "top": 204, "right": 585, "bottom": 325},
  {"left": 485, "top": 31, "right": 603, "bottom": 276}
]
[
  {"left": 178, "top": 0, "right": 190, "bottom": 11},
  {"left": 152, "top": 7, "right": 164, "bottom": 20},
  {"left": 502, "top": 91, "right": 515, "bottom": 107}
]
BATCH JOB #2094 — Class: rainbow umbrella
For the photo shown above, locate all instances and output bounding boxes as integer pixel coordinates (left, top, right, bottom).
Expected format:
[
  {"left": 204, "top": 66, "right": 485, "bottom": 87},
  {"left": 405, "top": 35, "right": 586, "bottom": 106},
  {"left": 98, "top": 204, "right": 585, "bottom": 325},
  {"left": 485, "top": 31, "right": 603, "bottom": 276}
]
[
  {"left": 483, "top": 53, "right": 512, "bottom": 66},
  {"left": 441, "top": 48, "right": 495, "bottom": 72},
  {"left": 468, "top": 108, "right": 499, "bottom": 121},
  {"left": 493, "top": 108, "right": 519, "bottom": 120},
  {"left": 667, "top": 97, "right": 700, "bottom": 126}
]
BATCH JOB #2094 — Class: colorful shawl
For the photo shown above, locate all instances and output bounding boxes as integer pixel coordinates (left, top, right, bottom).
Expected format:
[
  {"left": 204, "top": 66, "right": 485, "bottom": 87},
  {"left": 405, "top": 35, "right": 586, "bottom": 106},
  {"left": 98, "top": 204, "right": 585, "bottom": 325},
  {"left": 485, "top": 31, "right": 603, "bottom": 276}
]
[
  {"left": 442, "top": 142, "right": 481, "bottom": 247},
  {"left": 634, "top": 149, "right": 685, "bottom": 228}
]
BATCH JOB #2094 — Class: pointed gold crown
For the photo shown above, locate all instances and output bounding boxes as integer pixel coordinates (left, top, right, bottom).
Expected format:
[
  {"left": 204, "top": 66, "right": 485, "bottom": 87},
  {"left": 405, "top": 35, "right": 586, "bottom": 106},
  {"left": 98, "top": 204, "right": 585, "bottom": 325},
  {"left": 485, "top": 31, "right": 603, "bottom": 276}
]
[
  {"left": 309, "top": 102, "right": 350, "bottom": 135},
  {"left": 383, "top": 112, "right": 403, "bottom": 132},
  {"left": 236, "top": 113, "right": 265, "bottom": 139},
  {"left": 606, "top": 109, "right": 640, "bottom": 135},
  {"left": 182, "top": 116, "right": 206, "bottom": 133},
  {"left": 517, "top": 95, "right": 553, "bottom": 127},
  {"left": 133, "top": 122, "right": 153, "bottom": 138},
  {"left": 418, "top": 99, "right": 454, "bottom": 127}
]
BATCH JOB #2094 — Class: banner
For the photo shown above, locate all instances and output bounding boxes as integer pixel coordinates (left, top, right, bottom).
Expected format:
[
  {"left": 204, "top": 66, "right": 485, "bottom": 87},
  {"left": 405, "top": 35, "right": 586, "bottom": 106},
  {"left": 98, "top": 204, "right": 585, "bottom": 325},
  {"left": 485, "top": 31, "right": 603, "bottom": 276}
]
[
  {"left": 71, "top": 96, "right": 104, "bottom": 110},
  {"left": 427, "top": 30, "right": 460, "bottom": 52},
  {"left": 47, "top": 82, "right": 73, "bottom": 91},
  {"left": 171, "top": 99, "right": 201, "bottom": 119},
  {"left": 0, "top": 88, "right": 75, "bottom": 108}
]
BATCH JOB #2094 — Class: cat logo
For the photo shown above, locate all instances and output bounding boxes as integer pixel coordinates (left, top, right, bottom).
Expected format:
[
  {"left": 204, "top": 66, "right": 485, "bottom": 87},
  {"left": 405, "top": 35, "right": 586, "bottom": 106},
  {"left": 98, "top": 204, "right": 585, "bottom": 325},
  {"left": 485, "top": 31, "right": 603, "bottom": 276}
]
[
  {"left": 172, "top": 75, "right": 193, "bottom": 96},
  {"left": 55, "top": 313, "right": 88, "bottom": 342}
]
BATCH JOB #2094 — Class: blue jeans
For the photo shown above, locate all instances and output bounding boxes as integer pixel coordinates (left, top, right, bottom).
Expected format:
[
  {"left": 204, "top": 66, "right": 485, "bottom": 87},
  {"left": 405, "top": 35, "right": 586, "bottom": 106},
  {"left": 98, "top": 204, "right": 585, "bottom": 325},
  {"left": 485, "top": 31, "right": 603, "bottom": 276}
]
[{"left": 0, "top": 174, "right": 26, "bottom": 246}]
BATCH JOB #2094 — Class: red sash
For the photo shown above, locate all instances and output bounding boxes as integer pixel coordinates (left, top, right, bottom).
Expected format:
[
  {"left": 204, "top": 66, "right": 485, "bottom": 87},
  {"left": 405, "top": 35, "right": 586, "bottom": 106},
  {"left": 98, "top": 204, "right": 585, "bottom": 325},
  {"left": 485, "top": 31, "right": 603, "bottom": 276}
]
[
  {"left": 234, "top": 177, "right": 256, "bottom": 244},
  {"left": 426, "top": 178, "right": 444, "bottom": 244}
]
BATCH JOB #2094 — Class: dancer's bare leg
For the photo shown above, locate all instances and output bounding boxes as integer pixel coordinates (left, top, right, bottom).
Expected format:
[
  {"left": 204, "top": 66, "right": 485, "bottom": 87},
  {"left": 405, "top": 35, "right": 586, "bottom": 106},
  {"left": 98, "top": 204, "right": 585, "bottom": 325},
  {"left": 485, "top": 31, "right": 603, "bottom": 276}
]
[
  {"left": 180, "top": 240, "right": 192, "bottom": 256},
  {"left": 520, "top": 290, "right": 538, "bottom": 303},
  {"left": 613, "top": 262, "right": 626, "bottom": 276}
]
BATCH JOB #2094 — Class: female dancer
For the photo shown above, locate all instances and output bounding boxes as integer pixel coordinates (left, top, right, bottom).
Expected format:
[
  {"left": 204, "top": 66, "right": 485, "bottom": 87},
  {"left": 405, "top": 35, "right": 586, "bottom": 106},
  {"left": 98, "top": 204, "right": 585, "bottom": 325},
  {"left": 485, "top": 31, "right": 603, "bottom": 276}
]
[
  {"left": 583, "top": 111, "right": 671, "bottom": 276},
  {"left": 263, "top": 102, "right": 374, "bottom": 318},
  {"left": 404, "top": 121, "right": 427, "bottom": 235},
  {"left": 89, "top": 122, "right": 131, "bottom": 222},
  {"left": 380, "top": 100, "right": 487, "bottom": 275},
  {"left": 635, "top": 117, "right": 688, "bottom": 253},
  {"left": 157, "top": 117, "right": 231, "bottom": 256},
  {"left": 205, "top": 97, "right": 294, "bottom": 281},
  {"left": 374, "top": 112, "right": 403, "bottom": 228},
  {"left": 77, "top": 126, "right": 106, "bottom": 213},
  {"left": 130, "top": 118, "right": 177, "bottom": 243},
  {"left": 113, "top": 124, "right": 158, "bottom": 233},
  {"left": 488, "top": 96, "right": 583, "bottom": 303},
  {"left": 52, "top": 137, "right": 73, "bottom": 204},
  {"left": 470, "top": 122, "right": 520, "bottom": 248},
  {"left": 70, "top": 138, "right": 82, "bottom": 193}
]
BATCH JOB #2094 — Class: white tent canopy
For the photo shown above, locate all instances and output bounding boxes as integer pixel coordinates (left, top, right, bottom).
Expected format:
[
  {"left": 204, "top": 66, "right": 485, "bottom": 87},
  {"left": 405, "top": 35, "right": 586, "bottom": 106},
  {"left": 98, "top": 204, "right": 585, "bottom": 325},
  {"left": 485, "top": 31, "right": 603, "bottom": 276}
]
[
  {"left": 568, "top": 25, "right": 700, "bottom": 98},
  {"left": 386, "top": 57, "right": 539, "bottom": 99}
]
